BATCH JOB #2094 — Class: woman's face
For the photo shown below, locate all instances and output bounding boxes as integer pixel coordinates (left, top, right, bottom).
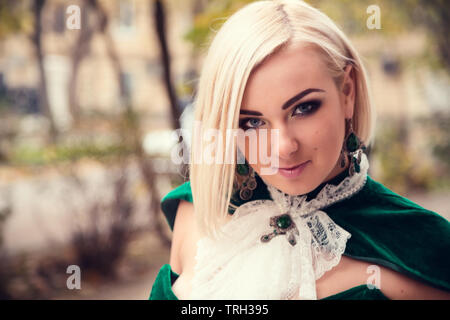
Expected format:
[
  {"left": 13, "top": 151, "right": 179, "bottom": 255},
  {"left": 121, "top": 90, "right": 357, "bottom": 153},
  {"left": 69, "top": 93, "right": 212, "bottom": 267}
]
[{"left": 239, "top": 44, "right": 355, "bottom": 196}]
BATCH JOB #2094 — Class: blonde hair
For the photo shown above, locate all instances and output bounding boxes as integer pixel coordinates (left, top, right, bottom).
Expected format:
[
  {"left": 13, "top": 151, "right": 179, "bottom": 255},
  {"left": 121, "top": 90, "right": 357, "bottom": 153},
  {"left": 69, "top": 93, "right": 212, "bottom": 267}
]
[{"left": 189, "top": 0, "right": 376, "bottom": 238}]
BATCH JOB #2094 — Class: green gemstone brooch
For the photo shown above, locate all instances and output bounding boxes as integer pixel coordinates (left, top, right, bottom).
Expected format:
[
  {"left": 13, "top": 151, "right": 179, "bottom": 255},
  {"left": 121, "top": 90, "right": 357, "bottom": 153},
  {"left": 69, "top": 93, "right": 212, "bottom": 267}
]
[{"left": 260, "top": 213, "right": 299, "bottom": 246}]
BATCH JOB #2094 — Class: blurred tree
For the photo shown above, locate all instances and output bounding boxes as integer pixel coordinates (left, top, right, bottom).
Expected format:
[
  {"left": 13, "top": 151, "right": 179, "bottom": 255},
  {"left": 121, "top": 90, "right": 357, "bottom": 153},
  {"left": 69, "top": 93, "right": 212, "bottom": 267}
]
[
  {"left": 0, "top": 0, "right": 59, "bottom": 141},
  {"left": 75, "top": 0, "right": 172, "bottom": 247},
  {"left": 67, "top": 1, "right": 95, "bottom": 124},
  {"left": 119, "top": 108, "right": 171, "bottom": 248},
  {"left": 154, "top": 0, "right": 182, "bottom": 131},
  {"left": 70, "top": 162, "right": 134, "bottom": 280},
  {"left": 68, "top": 0, "right": 129, "bottom": 126},
  {"left": 0, "top": 190, "right": 12, "bottom": 299},
  {"left": 153, "top": 0, "right": 191, "bottom": 181},
  {"left": 30, "top": 0, "right": 58, "bottom": 142},
  {"left": 413, "top": 0, "right": 450, "bottom": 71},
  {"left": 92, "top": 0, "right": 129, "bottom": 107},
  {"left": 1, "top": 0, "right": 64, "bottom": 142},
  {"left": 75, "top": 0, "right": 173, "bottom": 247}
]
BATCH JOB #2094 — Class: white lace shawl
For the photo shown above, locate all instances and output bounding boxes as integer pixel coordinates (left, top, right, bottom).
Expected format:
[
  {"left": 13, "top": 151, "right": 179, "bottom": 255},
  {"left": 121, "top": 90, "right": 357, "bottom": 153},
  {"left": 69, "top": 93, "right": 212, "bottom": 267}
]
[{"left": 189, "top": 153, "right": 369, "bottom": 300}]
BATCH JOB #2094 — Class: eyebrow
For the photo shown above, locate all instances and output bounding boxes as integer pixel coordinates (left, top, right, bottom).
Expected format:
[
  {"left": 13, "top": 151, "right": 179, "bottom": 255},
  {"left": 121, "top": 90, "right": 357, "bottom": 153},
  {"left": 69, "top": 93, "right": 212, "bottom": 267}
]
[
  {"left": 240, "top": 109, "right": 263, "bottom": 116},
  {"left": 240, "top": 88, "right": 325, "bottom": 116}
]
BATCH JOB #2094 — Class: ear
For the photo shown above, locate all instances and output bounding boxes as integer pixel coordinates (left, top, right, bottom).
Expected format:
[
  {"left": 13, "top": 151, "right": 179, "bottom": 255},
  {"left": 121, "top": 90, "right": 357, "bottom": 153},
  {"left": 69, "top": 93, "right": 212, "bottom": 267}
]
[{"left": 341, "top": 64, "right": 356, "bottom": 119}]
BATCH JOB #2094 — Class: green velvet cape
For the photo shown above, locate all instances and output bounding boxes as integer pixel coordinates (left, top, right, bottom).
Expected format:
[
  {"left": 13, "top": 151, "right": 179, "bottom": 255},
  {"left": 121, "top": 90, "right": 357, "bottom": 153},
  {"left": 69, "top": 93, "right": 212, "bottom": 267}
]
[{"left": 149, "top": 173, "right": 450, "bottom": 300}]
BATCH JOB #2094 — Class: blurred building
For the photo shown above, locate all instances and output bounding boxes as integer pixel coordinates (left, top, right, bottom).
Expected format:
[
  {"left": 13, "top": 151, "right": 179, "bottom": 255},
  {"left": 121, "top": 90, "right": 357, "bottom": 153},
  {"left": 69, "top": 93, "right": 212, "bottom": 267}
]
[
  {"left": 0, "top": 0, "right": 196, "bottom": 132},
  {"left": 0, "top": 0, "right": 448, "bottom": 155}
]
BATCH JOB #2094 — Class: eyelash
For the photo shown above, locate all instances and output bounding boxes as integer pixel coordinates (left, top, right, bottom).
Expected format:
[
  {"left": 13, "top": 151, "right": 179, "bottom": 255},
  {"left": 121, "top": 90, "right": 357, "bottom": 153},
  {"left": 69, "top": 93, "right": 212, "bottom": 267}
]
[{"left": 239, "top": 100, "right": 322, "bottom": 130}]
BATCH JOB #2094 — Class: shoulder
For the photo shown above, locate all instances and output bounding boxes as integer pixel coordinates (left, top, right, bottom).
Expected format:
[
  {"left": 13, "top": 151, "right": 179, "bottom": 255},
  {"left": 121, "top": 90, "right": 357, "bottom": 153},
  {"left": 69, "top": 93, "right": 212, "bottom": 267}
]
[
  {"left": 161, "top": 181, "right": 193, "bottom": 231},
  {"left": 338, "top": 176, "right": 450, "bottom": 295},
  {"left": 161, "top": 181, "right": 201, "bottom": 275},
  {"left": 358, "top": 175, "right": 449, "bottom": 224},
  {"left": 169, "top": 200, "right": 198, "bottom": 275}
]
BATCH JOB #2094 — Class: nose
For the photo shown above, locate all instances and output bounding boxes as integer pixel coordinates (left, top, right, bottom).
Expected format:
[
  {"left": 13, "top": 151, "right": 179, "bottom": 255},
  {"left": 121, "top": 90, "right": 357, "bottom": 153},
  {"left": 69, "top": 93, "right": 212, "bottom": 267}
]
[{"left": 276, "top": 126, "right": 299, "bottom": 160}]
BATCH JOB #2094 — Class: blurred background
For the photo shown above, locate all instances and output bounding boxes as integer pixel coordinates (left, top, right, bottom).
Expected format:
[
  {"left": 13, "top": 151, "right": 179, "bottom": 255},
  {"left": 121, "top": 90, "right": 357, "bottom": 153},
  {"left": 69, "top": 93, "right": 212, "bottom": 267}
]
[{"left": 0, "top": 0, "right": 448, "bottom": 299}]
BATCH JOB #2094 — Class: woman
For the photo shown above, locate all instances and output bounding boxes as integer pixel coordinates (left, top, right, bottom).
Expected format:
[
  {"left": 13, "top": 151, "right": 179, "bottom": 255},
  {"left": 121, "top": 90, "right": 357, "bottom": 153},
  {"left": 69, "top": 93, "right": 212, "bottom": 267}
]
[{"left": 149, "top": 0, "right": 450, "bottom": 300}]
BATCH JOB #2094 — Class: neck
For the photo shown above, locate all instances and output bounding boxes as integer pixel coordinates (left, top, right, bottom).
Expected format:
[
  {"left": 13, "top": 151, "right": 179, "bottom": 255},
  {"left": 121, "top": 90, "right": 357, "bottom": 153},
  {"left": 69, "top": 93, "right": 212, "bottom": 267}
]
[
  {"left": 324, "top": 153, "right": 351, "bottom": 183},
  {"left": 305, "top": 155, "right": 351, "bottom": 200}
]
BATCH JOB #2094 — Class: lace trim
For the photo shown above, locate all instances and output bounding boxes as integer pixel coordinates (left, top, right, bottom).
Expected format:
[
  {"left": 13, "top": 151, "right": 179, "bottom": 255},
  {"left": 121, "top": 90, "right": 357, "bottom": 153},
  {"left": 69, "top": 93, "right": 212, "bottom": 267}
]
[
  {"left": 266, "top": 152, "right": 369, "bottom": 217},
  {"left": 190, "top": 153, "right": 369, "bottom": 300}
]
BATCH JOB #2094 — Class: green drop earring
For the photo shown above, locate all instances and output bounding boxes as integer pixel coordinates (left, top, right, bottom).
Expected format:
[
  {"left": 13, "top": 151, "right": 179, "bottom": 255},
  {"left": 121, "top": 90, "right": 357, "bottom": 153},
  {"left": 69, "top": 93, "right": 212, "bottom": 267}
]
[
  {"left": 236, "top": 162, "right": 257, "bottom": 200},
  {"left": 340, "top": 118, "right": 366, "bottom": 176}
]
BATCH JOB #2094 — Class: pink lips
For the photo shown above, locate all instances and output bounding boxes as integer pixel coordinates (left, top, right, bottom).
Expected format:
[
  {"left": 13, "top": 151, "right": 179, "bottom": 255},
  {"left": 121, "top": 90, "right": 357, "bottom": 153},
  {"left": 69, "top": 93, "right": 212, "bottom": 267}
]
[{"left": 276, "top": 161, "right": 310, "bottom": 178}]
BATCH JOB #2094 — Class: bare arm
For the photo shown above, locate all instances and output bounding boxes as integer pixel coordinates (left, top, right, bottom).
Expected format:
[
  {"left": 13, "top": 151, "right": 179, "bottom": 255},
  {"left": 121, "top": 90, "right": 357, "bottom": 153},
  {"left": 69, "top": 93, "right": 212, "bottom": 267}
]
[{"left": 380, "top": 267, "right": 450, "bottom": 300}]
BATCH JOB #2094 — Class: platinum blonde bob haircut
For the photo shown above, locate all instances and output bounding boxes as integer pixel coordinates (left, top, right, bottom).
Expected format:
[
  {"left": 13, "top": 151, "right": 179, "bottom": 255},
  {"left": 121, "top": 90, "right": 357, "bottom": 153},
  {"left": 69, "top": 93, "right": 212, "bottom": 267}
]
[{"left": 189, "top": 0, "right": 376, "bottom": 238}]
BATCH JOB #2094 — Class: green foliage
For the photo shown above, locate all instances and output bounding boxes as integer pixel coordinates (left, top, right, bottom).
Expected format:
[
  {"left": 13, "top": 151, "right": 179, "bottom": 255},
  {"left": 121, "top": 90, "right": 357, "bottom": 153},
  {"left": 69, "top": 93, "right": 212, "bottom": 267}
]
[
  {"left": 373, "top": 121, "right": 414, "bottom": 194},
  {"left": 8, "top": 141, "right": 133, "bottom": 166},
  {"left": 183, "top": 0, "right": 256, "bottom": 52},
  {"left": 373, "top": 117, "right": 450, "bottom": 194},
  {"left": 3, "top": 108, "right": 150, "bottom": 166},
  {"left": 416, "top": 112, "right": 450, "bottom": 182},
  {"left": 0, "top": 0, "right": 32, "bottom": 39},
  {"left": 311, "top": 0, "right": 418, "bottom": 35}
]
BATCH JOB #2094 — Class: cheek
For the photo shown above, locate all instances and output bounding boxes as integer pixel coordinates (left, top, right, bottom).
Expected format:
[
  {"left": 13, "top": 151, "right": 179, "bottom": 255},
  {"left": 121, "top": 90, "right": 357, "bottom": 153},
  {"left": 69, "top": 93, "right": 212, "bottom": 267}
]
[{"left": 312, "top": 119, "right": 344, "bottom": 163}]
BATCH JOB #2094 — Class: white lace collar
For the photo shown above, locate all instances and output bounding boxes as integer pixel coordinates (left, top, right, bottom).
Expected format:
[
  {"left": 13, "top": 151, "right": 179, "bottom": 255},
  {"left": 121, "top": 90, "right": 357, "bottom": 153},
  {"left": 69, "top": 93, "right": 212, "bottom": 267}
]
[{"left": 190, "top": 153, "right": 369, "bottom": 300}]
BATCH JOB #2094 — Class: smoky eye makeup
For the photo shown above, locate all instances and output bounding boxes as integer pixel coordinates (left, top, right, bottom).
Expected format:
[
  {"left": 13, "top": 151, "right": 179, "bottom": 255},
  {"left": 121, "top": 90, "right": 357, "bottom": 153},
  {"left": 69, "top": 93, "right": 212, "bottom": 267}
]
[
  {"left": 290, "top": 99, "right": 322, "bottom": 117},
  {"left": 238, "top": 117, "right": 265, "bottom": 131},
  {"left": 239, "top": 99, "right": 323, "bottom": 130}
]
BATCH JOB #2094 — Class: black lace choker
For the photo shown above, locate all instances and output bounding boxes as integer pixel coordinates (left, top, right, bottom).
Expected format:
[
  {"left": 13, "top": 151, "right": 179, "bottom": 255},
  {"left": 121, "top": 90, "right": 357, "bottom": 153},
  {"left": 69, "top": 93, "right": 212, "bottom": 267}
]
[
  {"left": 305, "top": 168, "right": 350, "bottom": 201},
  {"left": 229, "top": 166, "right": 351, "bottom": 214}
]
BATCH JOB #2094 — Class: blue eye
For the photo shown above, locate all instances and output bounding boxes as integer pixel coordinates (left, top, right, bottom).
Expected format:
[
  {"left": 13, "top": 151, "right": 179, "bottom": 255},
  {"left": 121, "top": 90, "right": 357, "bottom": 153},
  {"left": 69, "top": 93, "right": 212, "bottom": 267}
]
[
  {"left": 239, "top": 118, "right": 265, "bottom": 130},
  {"left": 292, "top": 100, "right": 322, "bottom": 117}
]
